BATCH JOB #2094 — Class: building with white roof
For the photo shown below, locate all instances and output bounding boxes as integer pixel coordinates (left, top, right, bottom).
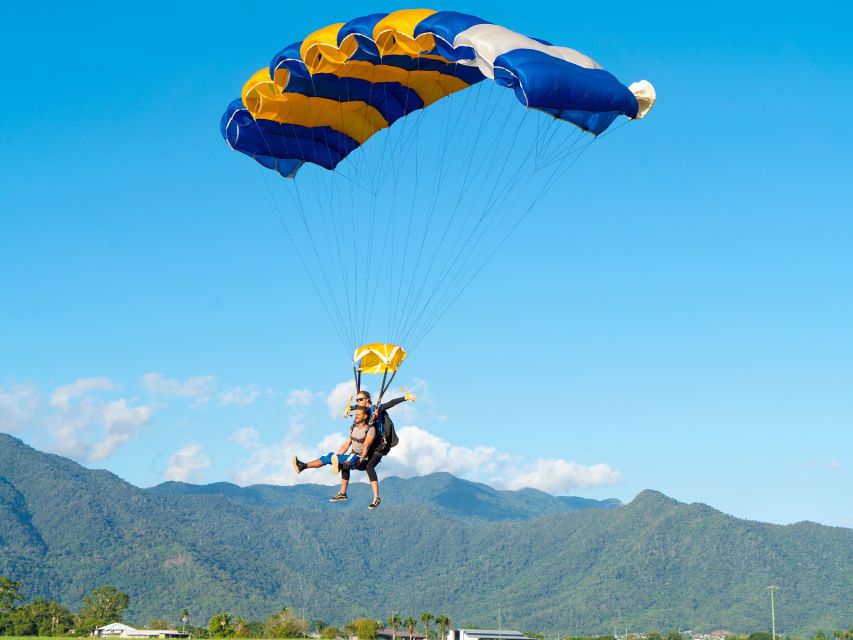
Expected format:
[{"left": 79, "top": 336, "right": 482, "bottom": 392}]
[
  {"left": 93, "top": 623, "right": 189, "bottom": 638},
  {"left": 447, "top": 630, "right": 531, "bottom": 640}
]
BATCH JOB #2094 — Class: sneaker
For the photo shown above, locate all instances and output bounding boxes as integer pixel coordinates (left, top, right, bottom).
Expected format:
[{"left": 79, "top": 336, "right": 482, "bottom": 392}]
[
  {"left": 368, "top": 497, "right": 381, "bottom": 511},
  {"left": 291, "top": 455, "right": 306, "bottom": 475},
  {"left": 331, "top": 455, "right": 340, "bottom": 474},
  {"left": 329, "top": 492, "right": 348, "bottom": 502}
]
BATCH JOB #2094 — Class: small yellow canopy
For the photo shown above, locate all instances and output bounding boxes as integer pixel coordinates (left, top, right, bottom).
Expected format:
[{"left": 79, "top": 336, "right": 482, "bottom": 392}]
[{"left": 353, "top": 343, "right": 407, "bottom": 374}]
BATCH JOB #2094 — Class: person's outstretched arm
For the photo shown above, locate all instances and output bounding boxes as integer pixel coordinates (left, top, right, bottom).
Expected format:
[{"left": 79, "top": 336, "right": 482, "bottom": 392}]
[{"left": 378, "top": 395, "right": 411, "bottom": 411}]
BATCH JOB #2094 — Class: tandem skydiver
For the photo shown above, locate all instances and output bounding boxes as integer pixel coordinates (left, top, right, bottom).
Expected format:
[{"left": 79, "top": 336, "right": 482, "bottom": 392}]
[
  {"left": 291, "top": 388, "right": 415, "bottom": 510},
  {"left": 333, "top": 388, "right": 415, "bottom": 509}
]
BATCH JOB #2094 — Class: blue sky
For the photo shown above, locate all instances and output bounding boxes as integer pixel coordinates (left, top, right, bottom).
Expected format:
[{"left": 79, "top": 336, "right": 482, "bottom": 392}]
[{"left": 1, "top": 0, "right": 851, "bottom": 527}]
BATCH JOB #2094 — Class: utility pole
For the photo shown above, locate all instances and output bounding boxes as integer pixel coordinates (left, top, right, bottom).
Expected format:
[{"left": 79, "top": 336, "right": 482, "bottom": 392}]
[{"left": 767, "top": 585, "right": 779, "bottom": 640}]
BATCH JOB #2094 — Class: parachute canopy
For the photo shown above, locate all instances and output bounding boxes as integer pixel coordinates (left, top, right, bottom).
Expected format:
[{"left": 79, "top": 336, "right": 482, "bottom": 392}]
[
  {"left": 220, "top": 11, "right": 656, "bottom": 355},
  {"left": 354, "top": 343, "right": 408, "bottom": 374},
  {"left": 221, "top": 8, "right": 656, "bottom": 178}
]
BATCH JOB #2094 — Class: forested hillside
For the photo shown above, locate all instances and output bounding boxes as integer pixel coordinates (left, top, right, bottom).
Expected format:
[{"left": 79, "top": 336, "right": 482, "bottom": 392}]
[{"left": 1, "top": 434, "right": 850, "bottom": 635}]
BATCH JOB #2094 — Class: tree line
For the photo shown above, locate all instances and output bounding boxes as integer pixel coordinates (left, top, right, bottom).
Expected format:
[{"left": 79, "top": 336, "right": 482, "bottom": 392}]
[
  {"left": 196, "top": 609, "right": 452, "bottom": 640},
  {"left": 1, "top": 576, "right": 849, "bottom": 640},
  {"left": 0, "top": 577, "right": 127, "bottom": 636},
  {"left": 0, "top": 576, "right": 456, "bottom": 639}
]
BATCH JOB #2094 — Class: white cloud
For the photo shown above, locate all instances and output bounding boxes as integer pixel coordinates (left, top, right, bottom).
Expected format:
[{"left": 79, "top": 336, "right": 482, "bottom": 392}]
[
  {"left": 316, "top": 432, "right": 346, "bottom": 456},
  {"left": 50, "top": 377, "right": 114, "bottom": 410},
  {"left": 383, "top": 428, "right": 621, "bottom": 494},
  {"left": 88, "top": 400, "right": 152, "bottom": 461},
  {"left": 230, "top": 390, "right": 325, "bottom": 485},
  {"left": 227, "top": 389, "right": 323, "bottom": 470},
  {"left": 230, "top": 386, "right": 337, "bottom": 484},
  {"left": 46, "top": 417, "right": 86, "bottom": 459},
  {"left": 231, "top": 425, "right": 348, "bottom": 487},
  {"left": 228, "top": 418, "right": 621, "bottom": 496},
  {"left": 47, "top": 378, "right": 152, "bottom": 462},
  {"left": 165, "top": 443, "right": 211, "bottom": 482},
  {"left": 493, "top": 459, "right": 622, "bottom": 494},
  {"left": 220, "top": 385, "right": 261, "bottom": 406},
  {"left": 0, "top": 382, "right": 38, "bottom": 433},
  {"left": 380, "top": 426, "right": 503, "bottom": 478},
  {"left": 325, "top": 381, "right": 356, "bottom": 418},
  {"left": 142, "top": 373, "right": 215, "bottom": 403},
  {"left": 232, "top": 439, "right": 295, "bottom": 486},
  {"left": 230, "top": 427, "right": 261, "bottom": 449},
  {"left": 287, "top": 389, "right": 317, "bottom": 408},
  {"left": 211, "top": 376, "right": 621, "bottom": 496}
]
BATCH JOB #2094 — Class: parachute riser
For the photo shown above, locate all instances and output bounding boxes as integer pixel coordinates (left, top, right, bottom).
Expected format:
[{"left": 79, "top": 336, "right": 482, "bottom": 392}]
[
  {"left": 376, "top": 367, "right": 389, "bottom": 407},
  {"left": 376, "top": 367, "right": 398, "bottom": 407},
  {"left": 342, "top": 366, "right": 363, "bottom": 419},
  {"left": 353, "top": 365, "right": 362, "bottom": 393}
]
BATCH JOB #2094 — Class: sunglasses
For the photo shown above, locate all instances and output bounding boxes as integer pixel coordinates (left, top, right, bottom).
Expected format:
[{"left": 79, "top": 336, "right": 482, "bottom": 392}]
[{"left": 356, "top": 397, "right": 369, "bottom": 401}]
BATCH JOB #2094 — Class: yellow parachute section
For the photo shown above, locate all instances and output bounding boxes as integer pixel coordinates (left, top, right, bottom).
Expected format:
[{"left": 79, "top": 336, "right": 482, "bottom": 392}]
[{"left": 353, "top": 343, "right": 407, "bottom": 374}]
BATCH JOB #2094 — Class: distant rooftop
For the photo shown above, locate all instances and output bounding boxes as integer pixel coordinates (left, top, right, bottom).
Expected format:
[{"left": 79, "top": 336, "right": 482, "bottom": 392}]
[
  {"left": 378, "top": 629, "right": 425, "bottom": 640},
  {"left": 93, "top": 623, "right": 189, "bottom": 639},
  {"left": 449, "top": 630, "right": 530, "bottom": 640}
]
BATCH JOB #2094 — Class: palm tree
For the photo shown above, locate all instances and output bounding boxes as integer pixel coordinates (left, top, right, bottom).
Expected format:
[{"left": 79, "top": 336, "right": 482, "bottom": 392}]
[
  {"left": 404, "top": 617, "right": 417, "bottom": 640},
  {"left": 436, "top": 615, "right": 451, "bottom": 640},
  {"left": 388, "top": 615, "right": 403, "bottom": 640},
  {"left": 181, "top": 609, "right": 190, "bottom": 634},
  {"left": 421, "top": 613, "right": 435, "bottom": 640}
]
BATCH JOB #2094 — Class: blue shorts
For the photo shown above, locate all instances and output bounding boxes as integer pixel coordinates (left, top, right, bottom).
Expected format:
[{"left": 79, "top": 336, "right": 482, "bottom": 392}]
[{"left": 319, "top": 452, "right": 366, "bottom": 469}]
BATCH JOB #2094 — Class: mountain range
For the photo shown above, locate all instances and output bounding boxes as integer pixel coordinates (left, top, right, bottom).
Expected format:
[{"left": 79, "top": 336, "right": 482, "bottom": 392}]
[{"left": 0, "top": 433, "right": 850, "bottom": 635}]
